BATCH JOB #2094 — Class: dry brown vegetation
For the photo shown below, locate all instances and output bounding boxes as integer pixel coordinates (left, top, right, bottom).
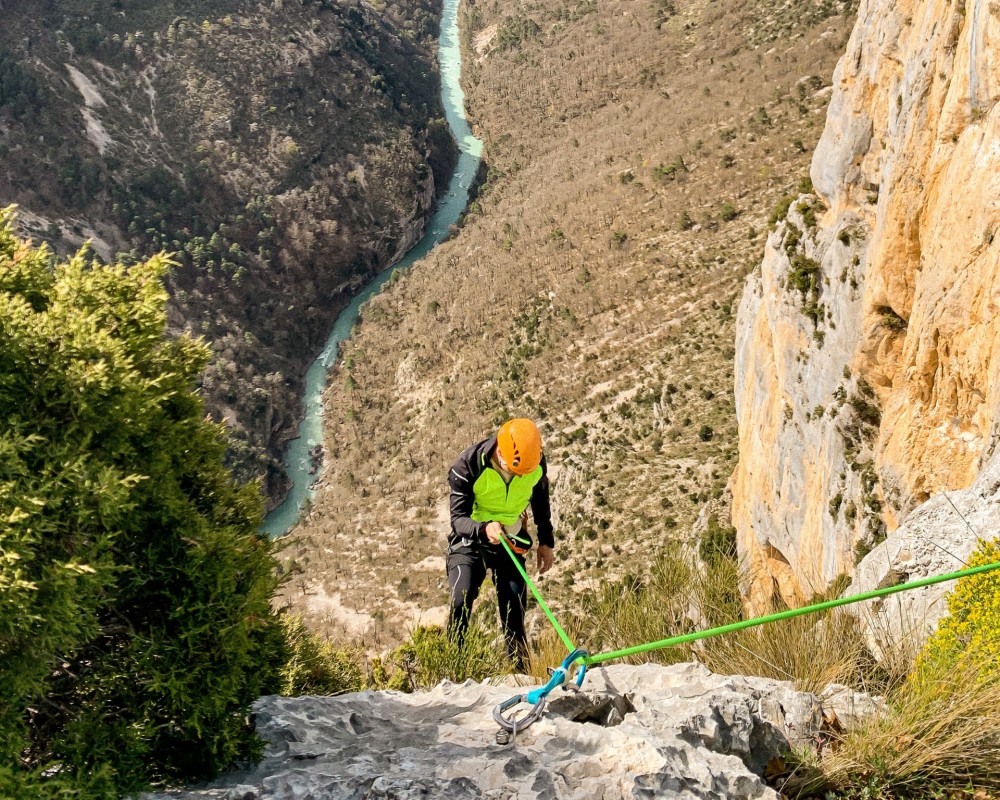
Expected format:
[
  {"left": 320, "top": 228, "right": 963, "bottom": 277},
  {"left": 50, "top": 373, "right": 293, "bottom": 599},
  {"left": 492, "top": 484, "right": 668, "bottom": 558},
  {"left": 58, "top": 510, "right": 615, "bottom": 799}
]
[{"left": 279, "top": 0, "right": 858, "bottom": 648}]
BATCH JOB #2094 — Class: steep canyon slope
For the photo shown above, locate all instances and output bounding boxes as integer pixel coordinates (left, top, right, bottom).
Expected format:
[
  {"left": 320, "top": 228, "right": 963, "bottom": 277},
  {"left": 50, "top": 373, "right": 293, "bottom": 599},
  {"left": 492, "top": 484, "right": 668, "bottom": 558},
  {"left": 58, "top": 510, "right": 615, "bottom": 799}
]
[
  {"left": 733, "top": 0, "right": 1000, "bottom": 609},
  {"left": 0, "top": 0, "right": 454, "bottom": 501},
  {"left": 281, "top": 0, "right": 857, "bottom": 643}
]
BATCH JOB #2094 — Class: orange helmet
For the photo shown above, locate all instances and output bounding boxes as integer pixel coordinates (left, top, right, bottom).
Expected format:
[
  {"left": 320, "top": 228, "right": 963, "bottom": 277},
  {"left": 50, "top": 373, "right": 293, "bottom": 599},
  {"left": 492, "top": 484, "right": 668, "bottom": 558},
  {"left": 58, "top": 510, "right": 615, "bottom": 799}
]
[{"left": 496, "top": 418, "right": 542, "bottom": 476}]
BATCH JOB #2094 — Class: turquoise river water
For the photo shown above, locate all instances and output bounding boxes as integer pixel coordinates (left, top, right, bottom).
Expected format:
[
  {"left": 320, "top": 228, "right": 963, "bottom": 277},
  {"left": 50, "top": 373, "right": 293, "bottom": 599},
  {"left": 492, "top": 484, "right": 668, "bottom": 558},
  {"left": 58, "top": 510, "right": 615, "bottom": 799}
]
[{"left": 262, "top": 0, "right": 483, "bottom": 536}]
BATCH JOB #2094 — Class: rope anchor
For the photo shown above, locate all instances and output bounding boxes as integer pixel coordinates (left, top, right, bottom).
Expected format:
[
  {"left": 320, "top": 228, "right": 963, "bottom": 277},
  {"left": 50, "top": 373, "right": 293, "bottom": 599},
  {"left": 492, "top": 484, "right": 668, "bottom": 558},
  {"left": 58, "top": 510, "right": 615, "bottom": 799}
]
[{"left": 493, "top": 648, "right": 588, "bottom": 744}]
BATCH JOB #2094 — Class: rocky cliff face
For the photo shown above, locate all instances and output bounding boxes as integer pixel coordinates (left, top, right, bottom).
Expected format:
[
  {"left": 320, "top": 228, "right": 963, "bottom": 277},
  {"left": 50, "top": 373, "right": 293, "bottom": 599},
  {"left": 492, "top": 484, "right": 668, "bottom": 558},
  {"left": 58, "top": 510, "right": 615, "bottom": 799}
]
[
  {"left": 142, "top": 663, "right": 876, "bottom": 800},
  {"left": 733, "top": 0, "right": 1000, "bottom": 609}
]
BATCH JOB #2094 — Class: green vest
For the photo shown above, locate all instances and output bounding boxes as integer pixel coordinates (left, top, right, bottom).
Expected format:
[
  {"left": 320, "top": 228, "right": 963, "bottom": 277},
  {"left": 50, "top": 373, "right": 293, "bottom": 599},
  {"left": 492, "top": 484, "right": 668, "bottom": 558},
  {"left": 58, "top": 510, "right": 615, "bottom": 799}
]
[{"left": 470, "top": 461, "right": 543, "bottom": 525}]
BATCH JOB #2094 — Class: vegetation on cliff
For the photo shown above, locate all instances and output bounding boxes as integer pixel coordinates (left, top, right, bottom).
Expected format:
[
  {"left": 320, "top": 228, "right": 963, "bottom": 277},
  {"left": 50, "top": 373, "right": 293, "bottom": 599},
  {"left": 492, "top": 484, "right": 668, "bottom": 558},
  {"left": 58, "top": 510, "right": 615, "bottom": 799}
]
[{"left": 0, "top": 210, "right": 286, "bottom": 797}]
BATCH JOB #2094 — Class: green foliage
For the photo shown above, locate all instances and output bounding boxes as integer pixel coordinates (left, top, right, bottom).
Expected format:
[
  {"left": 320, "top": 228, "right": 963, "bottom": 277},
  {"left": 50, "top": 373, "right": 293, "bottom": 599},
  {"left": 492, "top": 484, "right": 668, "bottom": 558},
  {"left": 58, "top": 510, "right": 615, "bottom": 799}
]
[
  {"left": 0, "top": 209, "right": 285, "bottom": 796},
  {"left": 922, "top": 538, "right": 1000, "bottom": 674},
  {"left": 829, "top": 491, "right": 844, "bottom": 518},
  {"left": 699, "top": 515, "right": 737, "bottom": 568},
  {"left": 769, "top": 194, "right": 795, "bottom": 227},
  {"left": 581, "top": 544, "right": 696, "bottom": 664},
  {"left": 369, "top": 606, "right": 510, "bottom": 691},
  {"left": 0, "top": 51, "right": 45, "bottom": 115},
  {"left": 795, "top": 199, "right": 818, "bottom": 228},
  {"left": 789, "top": 653, "right": 1000, "bottom": 797},
  {"left": 496, "top": 15, "right": 541, "bottom": 51},
  {"left": 848, "top": 378, "right": 881, "bottom": 428},
  {"left": 279, "top": 616, "right": 364, "bottom": 696},
  {"left": 877, "top": 305, "right": 907, "bottom": 332},
  {"left": 786, "top": 254, "right": 823, "bottom": 326},
  {"left": 653, "top": 156, "right": 687, "bottom": 181}
]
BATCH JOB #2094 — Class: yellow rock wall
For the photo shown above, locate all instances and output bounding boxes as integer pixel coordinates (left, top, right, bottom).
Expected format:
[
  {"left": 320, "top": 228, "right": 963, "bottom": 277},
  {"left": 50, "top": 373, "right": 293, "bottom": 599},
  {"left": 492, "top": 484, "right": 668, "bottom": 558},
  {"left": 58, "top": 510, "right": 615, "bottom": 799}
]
[{"left": 733, "top": 0, "right": 1000, "bottom": 609}]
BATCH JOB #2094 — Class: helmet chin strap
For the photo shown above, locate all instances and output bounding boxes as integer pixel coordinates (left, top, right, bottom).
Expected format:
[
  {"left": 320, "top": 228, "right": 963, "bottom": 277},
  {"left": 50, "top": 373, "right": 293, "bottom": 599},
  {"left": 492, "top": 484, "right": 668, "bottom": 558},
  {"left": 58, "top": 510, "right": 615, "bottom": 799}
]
[{"left": 492, "top": 450, "right": 514, "bottom": 480}]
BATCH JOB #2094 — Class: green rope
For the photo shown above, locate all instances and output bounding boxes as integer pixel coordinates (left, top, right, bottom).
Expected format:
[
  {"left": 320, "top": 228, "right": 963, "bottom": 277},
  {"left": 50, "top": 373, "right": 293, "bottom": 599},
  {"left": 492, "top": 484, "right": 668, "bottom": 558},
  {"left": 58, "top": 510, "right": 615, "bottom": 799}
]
[
  {"left": 497, "top": 535, "right": 576, "bottom": 653},
  {"left": 496, "top": 524, "right": 1000, "bottom": 671},
  {"left": 583, "top": 559, "right": 1000, "bottom": 666}
]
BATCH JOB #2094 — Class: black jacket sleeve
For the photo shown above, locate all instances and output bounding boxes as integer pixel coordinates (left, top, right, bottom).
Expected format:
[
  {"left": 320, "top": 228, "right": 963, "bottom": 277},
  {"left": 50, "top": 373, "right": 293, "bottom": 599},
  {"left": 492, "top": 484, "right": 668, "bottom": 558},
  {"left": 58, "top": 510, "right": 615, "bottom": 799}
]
[
  {"left": 530, "top": 454, "right": 555, "bottom": 548},
  {"left": 448, "top": 441, "right": 487, "bottom": 545}
]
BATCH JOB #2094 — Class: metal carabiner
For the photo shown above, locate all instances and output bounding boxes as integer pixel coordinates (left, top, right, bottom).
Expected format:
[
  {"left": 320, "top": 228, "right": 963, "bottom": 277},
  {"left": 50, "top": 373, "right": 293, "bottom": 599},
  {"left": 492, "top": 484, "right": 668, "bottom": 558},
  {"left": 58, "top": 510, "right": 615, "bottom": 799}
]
[
  {"left": 492, "top": 649, "right": 589, "bottom": 742},
  {"left": 493, "top": 690, "right": 548, "bottom": 740}
]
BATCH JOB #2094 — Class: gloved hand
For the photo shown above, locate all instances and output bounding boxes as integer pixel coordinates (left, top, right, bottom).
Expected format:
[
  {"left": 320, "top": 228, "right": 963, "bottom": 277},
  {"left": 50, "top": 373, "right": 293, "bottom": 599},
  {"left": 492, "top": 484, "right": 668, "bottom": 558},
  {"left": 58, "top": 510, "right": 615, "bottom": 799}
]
[{"left": 537, "top": 544, "right": 554, "bottom": 574}]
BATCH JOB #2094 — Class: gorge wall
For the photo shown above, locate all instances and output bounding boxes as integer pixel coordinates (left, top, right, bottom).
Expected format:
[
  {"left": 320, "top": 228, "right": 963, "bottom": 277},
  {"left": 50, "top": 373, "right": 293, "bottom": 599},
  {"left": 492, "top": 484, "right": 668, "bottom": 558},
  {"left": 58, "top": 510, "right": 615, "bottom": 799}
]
[{"left": 733, "top": 0, "right": 1000, "bottom": 608}]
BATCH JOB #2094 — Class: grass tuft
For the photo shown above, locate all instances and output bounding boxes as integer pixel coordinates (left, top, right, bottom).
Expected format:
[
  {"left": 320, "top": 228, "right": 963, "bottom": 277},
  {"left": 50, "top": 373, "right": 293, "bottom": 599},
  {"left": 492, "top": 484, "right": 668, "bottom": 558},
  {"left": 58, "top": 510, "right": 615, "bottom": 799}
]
[{"left": 786, "top": 653, "right": 1000, "bottom": 798}]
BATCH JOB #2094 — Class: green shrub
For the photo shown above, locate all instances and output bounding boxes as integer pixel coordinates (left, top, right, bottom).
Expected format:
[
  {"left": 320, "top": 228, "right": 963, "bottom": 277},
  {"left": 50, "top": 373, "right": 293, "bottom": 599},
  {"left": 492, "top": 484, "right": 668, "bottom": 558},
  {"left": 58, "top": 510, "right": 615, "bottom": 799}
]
[
  {"left": 653, "top": 156, "right": 687, "bottom": 181},
  {"left": 787, "top": 254, "right": 821, "bottom": 296},
  {"left": 375, "top": 605, "right": 510, "bottom": 690},
  {"left": 788, "top": 652, "right": 1000, "bottom": 797},
  {"left": 279, "top": 616, "right": 364, "bottom": 696},
  {"left": 921, "top": 538, "right": 1000, "bottom": 674},
  {"left": 0, "top": 209, "right": 285, "bottom": 797},
  {"left": 581, "top": 544, "right": 695, "bottom": 664},
  {"left": 495, "top": 15, "right": 541, "bottom": 51},
  {"left": 699, "top": 515, "right": 737, "bottom": 568},
  {"left": 877, "top": 305, "right": 907, "bottom": 332},
  {"left": 795, "top": 199, "right": 817, "bottom": 228},
  {"left": 769, "top": 194, "right": 795, "bottom": 226}
]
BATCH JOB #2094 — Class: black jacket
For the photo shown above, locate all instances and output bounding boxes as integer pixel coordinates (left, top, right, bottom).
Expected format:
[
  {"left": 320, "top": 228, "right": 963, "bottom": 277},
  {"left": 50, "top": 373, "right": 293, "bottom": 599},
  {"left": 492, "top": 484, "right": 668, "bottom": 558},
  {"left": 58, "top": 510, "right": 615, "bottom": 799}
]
[{"left": 447, "top": 435, "right": 554, "bottom": 554}]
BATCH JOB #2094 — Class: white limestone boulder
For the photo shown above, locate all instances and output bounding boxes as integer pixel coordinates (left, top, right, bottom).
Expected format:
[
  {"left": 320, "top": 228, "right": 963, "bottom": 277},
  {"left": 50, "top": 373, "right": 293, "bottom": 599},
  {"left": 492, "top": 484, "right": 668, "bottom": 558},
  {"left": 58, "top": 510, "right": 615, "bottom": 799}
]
[{"left": 143, "top": 663, "right": 877, "bottom": 800}]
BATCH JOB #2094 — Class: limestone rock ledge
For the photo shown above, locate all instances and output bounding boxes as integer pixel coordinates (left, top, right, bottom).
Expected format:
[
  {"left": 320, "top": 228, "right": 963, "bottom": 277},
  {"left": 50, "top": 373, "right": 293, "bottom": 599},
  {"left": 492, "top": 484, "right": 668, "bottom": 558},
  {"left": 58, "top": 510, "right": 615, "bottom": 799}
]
[
  {"left": 850, "top": 447, "right": 1000, "bottom": 653},
  {"left": 733, "top": 0, "right": 1000, "bottom": 610},
  {"left": 142, "top": 663, "right": 875, "bottom": 800}
]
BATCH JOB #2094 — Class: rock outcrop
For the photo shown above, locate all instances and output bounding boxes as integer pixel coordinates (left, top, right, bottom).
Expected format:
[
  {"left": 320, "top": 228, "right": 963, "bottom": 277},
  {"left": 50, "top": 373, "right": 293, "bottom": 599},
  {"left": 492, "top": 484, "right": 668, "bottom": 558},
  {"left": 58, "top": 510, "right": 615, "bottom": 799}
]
[
  {"left": 143, "top": 663, "right": 875, "bottom": 800},
  {"left": 850, "top": 447, "right": 1000, "bottom": 653},
  {"left": 733, "top": 0, "right": 1000, "bottom": 610}
]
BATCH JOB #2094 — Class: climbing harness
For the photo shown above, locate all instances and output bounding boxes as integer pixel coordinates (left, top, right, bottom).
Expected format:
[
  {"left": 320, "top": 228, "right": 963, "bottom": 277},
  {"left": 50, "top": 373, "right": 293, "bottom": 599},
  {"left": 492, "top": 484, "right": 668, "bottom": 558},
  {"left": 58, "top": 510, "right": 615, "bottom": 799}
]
[
  {"left": 489, "top": 528, "right": 1000, "bottom": 743},
  {"left": 493, "top": 648, "right": 588, "bottom": 744},
  {"left": 505, "top": 530, "right": 532, "bottom": 556}
]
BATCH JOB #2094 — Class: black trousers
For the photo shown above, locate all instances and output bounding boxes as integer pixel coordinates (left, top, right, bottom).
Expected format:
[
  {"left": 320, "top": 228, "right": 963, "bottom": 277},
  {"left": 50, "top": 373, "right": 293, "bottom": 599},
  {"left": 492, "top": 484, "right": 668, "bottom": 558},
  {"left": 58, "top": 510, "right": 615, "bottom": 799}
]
[{"left": 447, "top": 546, "right": 528, "bottom": 669}]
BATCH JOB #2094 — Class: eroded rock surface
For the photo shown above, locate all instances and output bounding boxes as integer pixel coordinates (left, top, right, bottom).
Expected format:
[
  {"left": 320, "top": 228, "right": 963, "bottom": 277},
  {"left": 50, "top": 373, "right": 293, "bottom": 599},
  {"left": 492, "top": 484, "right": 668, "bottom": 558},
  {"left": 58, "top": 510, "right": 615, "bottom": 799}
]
[
  {"left": 143, "top": 663, "right": 860, "bottom": 800},
  {"left": 851, "top": 448, "right": 1000, "bottom": 652}
]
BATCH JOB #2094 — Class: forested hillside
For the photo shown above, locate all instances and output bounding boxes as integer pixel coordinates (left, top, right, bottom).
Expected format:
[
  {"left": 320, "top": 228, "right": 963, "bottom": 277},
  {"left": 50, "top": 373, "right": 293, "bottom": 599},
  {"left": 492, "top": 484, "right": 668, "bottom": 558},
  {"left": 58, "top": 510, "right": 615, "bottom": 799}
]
[
  {"left": 282, "top": 0, "right": 858, "bottom": 644},
  {"left": 0, "top": 0, "right": 455, "bottom": 502}
]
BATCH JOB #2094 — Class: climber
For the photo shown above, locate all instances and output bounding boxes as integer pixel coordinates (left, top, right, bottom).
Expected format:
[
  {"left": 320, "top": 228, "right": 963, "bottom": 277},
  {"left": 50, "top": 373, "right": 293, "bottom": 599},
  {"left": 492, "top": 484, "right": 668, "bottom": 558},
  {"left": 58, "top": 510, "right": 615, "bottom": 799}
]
[{"left": 446, "top": 418, "right": 556, "bottom": 671}]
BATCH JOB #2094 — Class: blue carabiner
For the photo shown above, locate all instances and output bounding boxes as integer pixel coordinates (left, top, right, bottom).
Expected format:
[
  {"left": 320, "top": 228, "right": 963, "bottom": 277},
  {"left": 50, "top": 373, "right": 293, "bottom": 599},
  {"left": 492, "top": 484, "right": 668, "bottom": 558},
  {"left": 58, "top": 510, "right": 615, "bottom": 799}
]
[
  {"left": 493, "top": 649, "right": 589, "bottom": 739},
  {"left": 526, "top": 648, "right": 588, "bottom": 704}
]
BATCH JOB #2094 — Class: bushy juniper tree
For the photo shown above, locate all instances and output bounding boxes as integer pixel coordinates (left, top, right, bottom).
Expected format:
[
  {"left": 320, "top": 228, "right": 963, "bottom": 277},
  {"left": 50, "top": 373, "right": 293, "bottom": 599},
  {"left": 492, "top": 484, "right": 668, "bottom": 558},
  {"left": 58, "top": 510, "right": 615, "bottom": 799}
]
[{"left": 0, "top": 207, "right": 287, "bottom": 798}]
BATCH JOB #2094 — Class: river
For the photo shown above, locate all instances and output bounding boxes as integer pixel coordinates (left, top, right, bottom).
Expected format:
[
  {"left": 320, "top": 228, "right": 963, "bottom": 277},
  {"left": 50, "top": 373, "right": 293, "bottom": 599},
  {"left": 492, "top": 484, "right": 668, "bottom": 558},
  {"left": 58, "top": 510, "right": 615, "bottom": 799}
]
[{"left": 262, "top": 0, "right": 483, "bottom": 537}]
